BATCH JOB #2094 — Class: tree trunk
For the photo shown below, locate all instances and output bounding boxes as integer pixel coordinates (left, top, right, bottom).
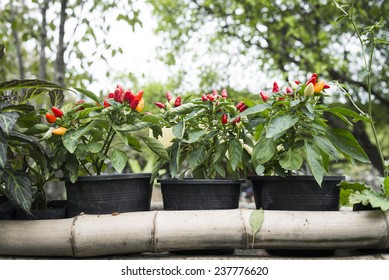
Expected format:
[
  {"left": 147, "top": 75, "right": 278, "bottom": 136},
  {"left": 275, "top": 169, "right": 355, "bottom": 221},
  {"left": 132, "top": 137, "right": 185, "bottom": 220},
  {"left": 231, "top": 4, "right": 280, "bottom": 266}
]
[
  {"left": 10, "top": 0, "right": 25, "bottom": 80},
  {"left": 39, "top": 0, "right": 50, "bottom": 80},
  {"left": 55, "top": 0, "right": 67, "bottom": 87}
]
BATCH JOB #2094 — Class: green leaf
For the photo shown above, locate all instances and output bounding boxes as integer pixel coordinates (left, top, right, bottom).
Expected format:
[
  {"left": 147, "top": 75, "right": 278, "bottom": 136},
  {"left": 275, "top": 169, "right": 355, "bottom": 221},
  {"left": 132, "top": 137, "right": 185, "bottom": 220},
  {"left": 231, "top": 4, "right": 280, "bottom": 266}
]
[
  {"left": 228, "top": 139, "right": 243, "bottom": 171},
  {"left": 187, "top": 128, "right": 206, "bottom": 143},
  {"left": 313, "top": 134, "right": 339, "bottom": 160},
  {"left": 169, "top": 140, "right": 180, "bottom": 178},
  {"left": 2, "top": 169, "right": 33, "bottom": 212},
  {"left": 116, "top": 122, "right": 150, "bottom": 132},
  {"left": 66, "top": 155, "right": 80, "bottom": 183},
  {"left": 266, "top": 114, "right": 299, "bottom": 138},
  {"left": 338, "top": 181, "right": 368, "bottom": 192},
  {"left": 172, "top": 120, "right": 185, "bottom": 139},
  {"left": 23, "top": 124, "right": 50, "bottom": 135},
  {"left": 140, "top": 136, "right": 169, "bottom": 160},
  {"left": 0, "top": 112, "right": 19, "bottom": 134},
  {"left": 110, "top": 149, "right": 127, "bottom": 173},
  {"left": 85, "top": 142, "right": 103, "bottom": 153},
  {"left": 349, "top": 190, "right": 389, "bottom": 211},
  {"left": 328, "top": 128, "right": 370, "bottom": 163},
  {"left": 239, "top": 103, "right": 271, "bottom": 117},
  {"left": 0, "top": 132, "right": 7, "bottom": 168},
  {"left": 189, "top": 145, "right": 206, "bottom": 171},
  {"left": 304, "top": 141, "right": 326, "bottom": 186},
  {"left": 327, "top": 107, "right": 371, "bottom": 123},
  {"left": 279, "top": 148, "right": 303, "bottom": 171},
  {"left": 73, "top": 87, "right": 102, "bottom": 105},
  {"left": 383, "top": 177, "right": 389, "bottom": 197},
  {"left": 168, "top": 103, "right": 201, "bottom": 116},
  {"left": 63, "top": 120, "right": 103, "bottom": 153},
  {"left": 213, "top": 142, "right": 228, "bottom": 164},
  {"left": 249, "top": 209, "right": 265, "bottom": 249},
  {"left": 252, "top": 136, "right": 276, "bottom": 164}
]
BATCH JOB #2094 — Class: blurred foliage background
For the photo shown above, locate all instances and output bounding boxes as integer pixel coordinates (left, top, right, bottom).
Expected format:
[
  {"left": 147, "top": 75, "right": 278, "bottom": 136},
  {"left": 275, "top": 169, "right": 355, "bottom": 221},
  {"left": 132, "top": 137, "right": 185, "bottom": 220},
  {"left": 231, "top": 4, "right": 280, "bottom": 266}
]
[{"left": 1, "top": 0, "right": 388, "bottom": 187}]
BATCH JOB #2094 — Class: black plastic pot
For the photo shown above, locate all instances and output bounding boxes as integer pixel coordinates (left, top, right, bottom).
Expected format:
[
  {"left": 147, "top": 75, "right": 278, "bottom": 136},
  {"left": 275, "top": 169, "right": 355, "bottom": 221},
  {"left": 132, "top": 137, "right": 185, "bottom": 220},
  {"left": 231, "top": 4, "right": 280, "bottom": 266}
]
[
  {"left": 249, "top": 175, "right": 344, "bottom": 211},
  {"left": 160, "top": 178, "right": 242, "bottom": 255},
  {"left": 0, "top": 196, "right": 16, "bottom": 220},
  {"left": 15, "top": 200, "right": 68, "bottom": 220},
  {"left": 249, "top": 175, "right": 344, "bottom": 257},
  {"left": 65, "top": 173, "right": 152, "bottom": 217},
  {"left": 160, "top": 178, "right": 242, "bottom": 210}
]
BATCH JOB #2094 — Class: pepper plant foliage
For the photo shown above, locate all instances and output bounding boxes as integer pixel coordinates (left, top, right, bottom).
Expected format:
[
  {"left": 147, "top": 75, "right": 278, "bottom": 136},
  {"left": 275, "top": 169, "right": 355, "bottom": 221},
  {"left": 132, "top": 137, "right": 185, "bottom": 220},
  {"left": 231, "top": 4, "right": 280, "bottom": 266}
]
[
  {"left": 152, "top": 89, "right": 251, "bottom": 180},
  {"left": 0, "top": 79, "right": 67, "bottom": 212},
  {"left": 40, "top": 84, "right": 166, "bottom": 183},
  {"left": 242, "top": 74, "right": 370, "bottom": 186}
]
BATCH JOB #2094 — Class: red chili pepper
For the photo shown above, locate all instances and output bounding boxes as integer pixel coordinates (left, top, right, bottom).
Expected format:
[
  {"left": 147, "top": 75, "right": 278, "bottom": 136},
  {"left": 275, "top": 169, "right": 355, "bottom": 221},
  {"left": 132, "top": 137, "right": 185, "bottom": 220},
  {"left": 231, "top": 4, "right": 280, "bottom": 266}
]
[
  {"left": 260, "top": 91, "right": 269, "bottom": 101},
  {"left": 130, "top": 99, "right": 139, "bottom": 110},
  {"left": 285, "top": 87, "right": 293, "bottom": 94},
  {"left": 107, "top": 93, "right": 114, "bottom": 99},
  {"left": 294, "top": 80, "right": 300, "bottom": 85},
  {"left": 51, "top": 107, "right": 63, "bottom": 118},
  {"left": 232, "top": 116, "right": 241, "bottom": 125},
  {"left": 221, "top": 89, "right": 228, "bottom": 98},
  {"left": 166, "top": 91, "right": 173, "bottom": 102},
  {"left": 123, "top": 91, "right": 134, "bottom": 104},
  {"left": 207, "top": 94, "right": 215, "bottom": 101},
  {"left": 174, "top": 96, "right": 182, "bottom": 107},
  {"left": 272, "top": 82, "right": 279, "bottom": 93},
  {"left": 114, "top": 85, "right": 124, "bottom": 103},
  {"left": 103, "top": 97, "right": 111, "bottom": 108},
  {"left": 306, "top": 76, "right": 317, "bottom": 85},
  {"left": 222, "top": 114, "right": 228, "bottom": 125},
  {"left": 134, "top": 90, "right": 144, "bottom": 101},
  {"left": 202, "top": 94, "right": 208, "bottom": 101},
  {"left": 75, "top": 100, "right": 85, "bottom": 111},
  {"left": 45, "top": 113, "right": 57, "bottom": 123},
  {"left": 236, "top": 101, "right": 244, "bottom": 109},
  {"left": 324, "top": 84, "right": 330, "bottom": 89},
  {"left": 239, "top": 105, "right": 248, "bottom": 112},
  {"left": 155, "top": 102, "right": 165, "bottom": 109},
  {"left": 212, "top": 89, "right": 218, "bottom": 97}
]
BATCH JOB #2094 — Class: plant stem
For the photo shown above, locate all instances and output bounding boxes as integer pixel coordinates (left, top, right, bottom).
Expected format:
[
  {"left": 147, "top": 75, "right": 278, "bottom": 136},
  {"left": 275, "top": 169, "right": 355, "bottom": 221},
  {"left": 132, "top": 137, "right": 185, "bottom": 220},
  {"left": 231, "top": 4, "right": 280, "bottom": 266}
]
[
  {"left": 97, "top": 126, "right": 115, "bottom": 174},
  {"left": 348, "top": 1, "right": 386, "bottom": 176}
]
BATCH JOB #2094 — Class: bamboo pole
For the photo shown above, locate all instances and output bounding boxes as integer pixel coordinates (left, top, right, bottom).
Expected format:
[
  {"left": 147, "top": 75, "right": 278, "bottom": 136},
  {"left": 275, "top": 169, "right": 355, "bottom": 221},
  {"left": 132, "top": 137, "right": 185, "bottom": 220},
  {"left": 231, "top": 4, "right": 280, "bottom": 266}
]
[{"left": 1, "top": 209, "right": 389, "bottom": 257}]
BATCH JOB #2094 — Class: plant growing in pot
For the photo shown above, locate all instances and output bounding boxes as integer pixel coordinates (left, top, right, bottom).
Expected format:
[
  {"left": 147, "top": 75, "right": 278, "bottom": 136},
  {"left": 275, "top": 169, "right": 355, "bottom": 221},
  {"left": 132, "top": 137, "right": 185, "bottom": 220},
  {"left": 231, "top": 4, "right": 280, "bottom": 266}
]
[
  {"left": 152, "top": 89, "right": 252, "bottom": 211},
  {"left": 0, "top": 79, "right": 69, "bottom": 219},
  {"left": 152, "top": 89, "right": 251, "bottom": 254},
  {"left": 40, "top": 84, "right": 162, "bottom": 217},
  {"left": 332, "top": 2, "right": 389, "bottom": 212},
  {"left": 242, "top": 73, "right": 371, "bottom": 211}
]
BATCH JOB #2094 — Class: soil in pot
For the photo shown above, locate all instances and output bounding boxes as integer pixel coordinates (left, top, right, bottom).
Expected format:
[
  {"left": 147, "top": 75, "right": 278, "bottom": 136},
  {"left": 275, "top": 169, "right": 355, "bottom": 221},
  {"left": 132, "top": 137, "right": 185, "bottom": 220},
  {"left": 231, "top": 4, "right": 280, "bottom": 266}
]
[
  {"left": 249, "top": 175, "right": 344, "bottom": 257},
  {"left": 0, "top": 196, "right": 16, "bottom": 220},
  {"left": 15, "top": 200, "right": 68, "bottom": 220},
  {"left": 160, "top": 178, "right": 242, "bottom": 255},
  {"left": 65, "top": 173, "right": 152, "bottom": 217}
]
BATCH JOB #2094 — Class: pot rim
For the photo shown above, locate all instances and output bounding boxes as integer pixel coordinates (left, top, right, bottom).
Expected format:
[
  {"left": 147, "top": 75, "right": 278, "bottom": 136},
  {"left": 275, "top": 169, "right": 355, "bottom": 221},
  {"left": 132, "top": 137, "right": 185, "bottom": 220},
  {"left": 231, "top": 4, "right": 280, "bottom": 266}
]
[
  {"left": 62, "top": 173, "right": 152, "bottom": 182},
  {"left": 158, "top": 178, "right": 244, "bottom": 185},
  {"left": 248, "top": 175, "right": 345, "bottom": 181}
]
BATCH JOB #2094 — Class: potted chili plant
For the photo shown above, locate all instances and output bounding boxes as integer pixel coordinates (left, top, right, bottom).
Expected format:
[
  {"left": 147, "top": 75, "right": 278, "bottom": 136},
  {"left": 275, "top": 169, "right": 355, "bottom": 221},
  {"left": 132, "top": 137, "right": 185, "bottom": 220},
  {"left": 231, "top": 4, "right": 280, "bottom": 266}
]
[
  {"left": 40, "top": 84, "right": 162, "bottom": 217},
  {"left": 152, "top": 89, "right": 252, "bottom": 211},
  {"left": 242, "top": 73, "right": 370, "bottom": 211},
  {"left": 0, "top": 79, "right": 68, "bottom": 219},
  {"left": 333, "top": 3, "right": 389, "bottom": 211}
]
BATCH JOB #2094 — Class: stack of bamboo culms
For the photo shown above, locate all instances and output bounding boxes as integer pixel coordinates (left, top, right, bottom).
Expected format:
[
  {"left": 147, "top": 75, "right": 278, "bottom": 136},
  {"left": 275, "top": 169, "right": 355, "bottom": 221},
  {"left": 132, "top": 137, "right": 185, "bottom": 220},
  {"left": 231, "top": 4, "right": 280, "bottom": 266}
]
[{"left": 0, "top": 209, "right": 388, "bottom": 257}]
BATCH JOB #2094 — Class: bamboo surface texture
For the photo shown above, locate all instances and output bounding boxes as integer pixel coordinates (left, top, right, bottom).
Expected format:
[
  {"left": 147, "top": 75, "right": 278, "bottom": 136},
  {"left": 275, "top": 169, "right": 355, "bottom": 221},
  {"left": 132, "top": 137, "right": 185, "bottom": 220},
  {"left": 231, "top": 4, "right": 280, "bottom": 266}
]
[{"left": 1, "top": 209, "right": 389, "bottom": 257}]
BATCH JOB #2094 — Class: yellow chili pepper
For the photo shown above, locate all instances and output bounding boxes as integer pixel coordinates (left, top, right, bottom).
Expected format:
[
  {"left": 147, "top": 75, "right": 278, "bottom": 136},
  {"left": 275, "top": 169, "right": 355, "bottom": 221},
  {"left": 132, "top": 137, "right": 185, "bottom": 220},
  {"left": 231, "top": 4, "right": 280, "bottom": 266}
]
[
  {"left": 314, "top": 81, "right": 325, "bottom": 93},
  {"left": 52, "top": 127, "right": 67, "bottom": 135},
  {"left": 135, "top": 97, "right": 145, "bottom": 112}
]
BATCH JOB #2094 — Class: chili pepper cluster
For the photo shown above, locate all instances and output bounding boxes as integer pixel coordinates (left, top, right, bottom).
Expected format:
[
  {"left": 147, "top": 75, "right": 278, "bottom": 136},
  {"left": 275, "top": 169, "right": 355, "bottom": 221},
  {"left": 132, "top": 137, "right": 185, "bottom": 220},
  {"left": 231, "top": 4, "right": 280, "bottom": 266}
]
[
  {"left": 104, "top": 84, "right": 145, "bottom": 112},
  {"left": 258, "top": 73, "right": 331, "bottom": 101},
  {"left": 155, "top": 91, "right": 182, "bottom": 110}
]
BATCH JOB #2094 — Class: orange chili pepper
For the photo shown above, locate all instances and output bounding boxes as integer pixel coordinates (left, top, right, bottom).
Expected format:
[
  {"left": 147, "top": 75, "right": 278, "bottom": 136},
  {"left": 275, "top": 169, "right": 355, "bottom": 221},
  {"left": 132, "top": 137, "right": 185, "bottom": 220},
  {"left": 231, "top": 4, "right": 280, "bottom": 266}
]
[{"left": 52, "top": 127, "right": 67, "bottom": 135}]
